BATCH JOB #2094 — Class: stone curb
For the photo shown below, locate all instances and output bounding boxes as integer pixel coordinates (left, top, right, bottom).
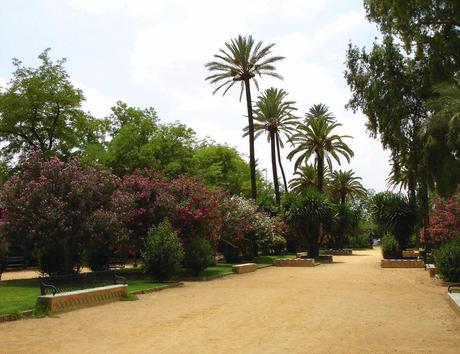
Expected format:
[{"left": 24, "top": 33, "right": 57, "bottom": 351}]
[
  {"left": 131, "top": 281, "right": 184, "bottom": 295},
  {"left": 0, "top": 309, "right": 33, "bottom": 323}
]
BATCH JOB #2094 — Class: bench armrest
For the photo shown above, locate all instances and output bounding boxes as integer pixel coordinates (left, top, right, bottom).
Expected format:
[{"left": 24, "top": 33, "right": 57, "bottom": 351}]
[{"left": 40, "top": 282, "right": 59, "bottom": 296}]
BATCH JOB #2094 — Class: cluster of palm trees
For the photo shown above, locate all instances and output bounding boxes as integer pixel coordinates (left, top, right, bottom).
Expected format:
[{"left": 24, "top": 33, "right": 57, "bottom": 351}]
[{"left": 205, "top": 35, "right": 366, "bottom": 208}]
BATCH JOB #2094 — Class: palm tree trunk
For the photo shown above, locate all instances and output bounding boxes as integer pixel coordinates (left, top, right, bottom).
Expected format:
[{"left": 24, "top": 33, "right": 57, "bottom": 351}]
[
  {"left": 244, "top": 79, "right": 257, "bottom": 200},
  {"left": 276, "top": 134, "right": 288, "bottom": 192},
  {"left": 270, "top": 131, "right": 280, "bottom": 205},
  {"left": 317, "top": 153, "right": 324, "bottom": 193}
]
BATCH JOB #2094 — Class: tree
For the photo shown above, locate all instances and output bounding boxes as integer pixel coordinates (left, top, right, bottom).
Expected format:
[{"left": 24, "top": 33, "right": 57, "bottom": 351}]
[
  {"left": 288, "top": 106, "right": 353, "bottom": 193},
  {"left": 245, "top": 88, "right": 297, "bottom": 204},
  {"left": 205, "top": 35, "right": 284, "bottom": 200},
  {"left": 329, "top": 169, "right": 367, "bottom": 205},
  {"left": 282, "top": 189, "right": 333, "bottom": 258},
  {"left": 192, "top": 143, "right": 248, "bottom": 195},
  {"left": 288, "top": 164, "right": 317, "bottom": 193},
  {"left": 0, "top": 49, "right": 103, "bottom": 162},
  {"left": 0, "top": 152, "right": 131, "bottom": 275},
  {"left": 371, "top": 192, "right": 416, "bottom": 252},
  {"left": 363, "top": 0, "right": 460, "bottom": 81}
]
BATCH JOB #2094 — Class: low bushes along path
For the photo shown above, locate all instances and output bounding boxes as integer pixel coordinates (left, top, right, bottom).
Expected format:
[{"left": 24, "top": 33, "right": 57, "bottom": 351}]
[{"left": 1, "top": 248, "right": 459, "bottom": 353}]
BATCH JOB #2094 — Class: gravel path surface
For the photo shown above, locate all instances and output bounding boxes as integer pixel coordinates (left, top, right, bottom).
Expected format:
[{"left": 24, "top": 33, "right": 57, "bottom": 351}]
[{"left": 1, "top": 248, "right": 459, "bottom": 353}]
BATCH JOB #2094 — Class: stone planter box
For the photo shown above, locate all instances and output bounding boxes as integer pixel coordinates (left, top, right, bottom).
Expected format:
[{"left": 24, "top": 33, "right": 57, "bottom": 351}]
[
  {"left": 380, "top": 259, "right": 424, "bottom": 268},
  {"left": 425, "top": 264, "right": 437, "bottom": 278},
  {"left": 232, "top": 263, "right": 257, "bottom": 274},
  {"left": 273, "top": 258, "right": 318, "bottom": 267},
  {"left": 327, "top": 249, "right": 352, "bottom": 256},
  {"left": 37, "top": 284, "right": 128, "bottom": 314},
  {"left": 315, "top": 255, "right": 333, "bottom": 263}
]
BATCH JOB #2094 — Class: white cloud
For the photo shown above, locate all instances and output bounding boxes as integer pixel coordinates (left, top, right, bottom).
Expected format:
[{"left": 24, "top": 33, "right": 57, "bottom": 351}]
[
  {"left": 76, "top": 82, "right": 119, "bottom": 118},
  {"left": 63, "top": 0, "right": 390, "bottom": 190}
]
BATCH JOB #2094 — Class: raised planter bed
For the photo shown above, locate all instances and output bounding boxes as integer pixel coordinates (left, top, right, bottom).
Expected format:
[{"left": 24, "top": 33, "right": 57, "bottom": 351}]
[
  {"left": 273, "top": 258, "right": 318, "bottom": 267},
  {"left": 380, "top": 259, "right": 424, "bottom": 268},
  {"left": 327, "top": 249, "right": 352, "bottom": 256},
  {"left": 425, "top": 264, "right": 437, "bottom": 278},
  {"left": 232, "top": 263, "right": 257, "bottom": 274},
  {"left": 315, "top": 255, "right": 333, "bottom": 263},
  {"left": 37, "top": 284, "right": 128, "bottom": 314}
]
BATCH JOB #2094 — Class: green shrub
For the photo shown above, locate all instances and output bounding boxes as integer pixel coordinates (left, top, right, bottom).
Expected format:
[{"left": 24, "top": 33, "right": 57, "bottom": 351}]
[
  {"left": 142, "top": 221, "right": 184, "bottom": 282},
  {"left": 346, "top": 232, "right": 373, "bottom": 249},
  {"left": 84, "top": 241, "right": 111, "bottom": 272},
  {"left": 433, "top": 238, "right": 460, "bottom": 282},
  {"left": 184, "top": 237, "right": 214, "bottom": 276},
  {"left": 381, "top": 234, "right": 400, "bottom": 259}
]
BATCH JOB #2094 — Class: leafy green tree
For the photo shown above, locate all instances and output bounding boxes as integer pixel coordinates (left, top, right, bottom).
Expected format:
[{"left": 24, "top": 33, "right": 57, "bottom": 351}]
[
  {"left": 192, "top": 143, "right": 248, "bottom": 195},
  {"left": 205, "top": 35, "right": 284, "bottom": 200},
  {"left": 108, "top": 100, "right": 158, "bottom": 135},
  {"left": 139, "top": 123, "right": 195, "bottom": 178},
  {"left": 288, "top": 105, "right": 353, "bottom": 193},
  {"left": 245, "top": 88, "right": 297, "bottom": 204},
  {"left": 424, "top": 80, "right": 460, "bottom": 195},
  {"left": 0, "top": 49, "right": 104, "bottom": 162},
  {"left": 363, "top": 0, "right": 460, "bottom": 80}
]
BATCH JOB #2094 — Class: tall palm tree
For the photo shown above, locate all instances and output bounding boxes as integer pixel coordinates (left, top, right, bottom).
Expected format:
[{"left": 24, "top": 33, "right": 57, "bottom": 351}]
[
  {"left": 205, "top": 35, "right": 284, "bottom": 200},
  {"left": 329, "top": 169, "right": 367, "bottom": 204},
  {"left": 244, "top": 87, "right": 297, "bottom": 204},
  {"left": 288, "top": 105, "right": 354, "bottom": 193},
  {"left": 306, "top": 103, "right": 335, "bottom": 122}
]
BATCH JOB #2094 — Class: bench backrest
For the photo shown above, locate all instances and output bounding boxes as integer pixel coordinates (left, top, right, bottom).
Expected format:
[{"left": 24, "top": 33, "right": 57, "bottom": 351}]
[{"left": 39, "top": 270, "right": 122, "bottom": 295}]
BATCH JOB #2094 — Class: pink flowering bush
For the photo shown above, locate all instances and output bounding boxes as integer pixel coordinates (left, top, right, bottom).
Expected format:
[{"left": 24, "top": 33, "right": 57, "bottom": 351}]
[
  {"left": 218, "top": 195, "right": 286, "bottom": 261},
  {"left": 424, "top": 189, "right": 460, "bottom": 247},
  {"left": 121, "top": 172, "right": 221, "bottom": 259},
  {"left": 0, "top": 152, "right": 132, "bottom": 274}
]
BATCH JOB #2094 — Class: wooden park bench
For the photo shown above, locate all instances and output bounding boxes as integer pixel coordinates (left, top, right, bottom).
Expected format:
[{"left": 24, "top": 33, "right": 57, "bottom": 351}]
[
  {"left": 0, "top": 256, "right": 28, "bottom": 280},
  {"left": 108, "top": 257, "right": 127, "bottom": 269},
  {"left": 38, "top": 270, "right": 127, "bottom": 313}
]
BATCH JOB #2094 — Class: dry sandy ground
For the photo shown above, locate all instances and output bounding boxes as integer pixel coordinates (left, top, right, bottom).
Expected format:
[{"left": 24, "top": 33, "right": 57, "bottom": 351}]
[{"left": 1, "top": 248, "right": 459, "bottom": 354}]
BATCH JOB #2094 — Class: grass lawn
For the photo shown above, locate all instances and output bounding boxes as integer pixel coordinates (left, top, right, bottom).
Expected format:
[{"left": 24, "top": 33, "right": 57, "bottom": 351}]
[
  {"left": 197, "top": 264, "right": 233, "bottom": 277},
  {"left": 255, "top": 254, "right": 295, "bottom": 265},
  {"left": 0, "top": 276, "right": 168, "bottom": 316}
]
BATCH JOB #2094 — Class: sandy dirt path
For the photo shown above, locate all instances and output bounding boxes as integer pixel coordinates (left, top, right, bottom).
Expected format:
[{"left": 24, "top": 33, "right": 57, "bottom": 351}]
[{"left": 1, "top": 248, "right": 459, "bottom": 353}]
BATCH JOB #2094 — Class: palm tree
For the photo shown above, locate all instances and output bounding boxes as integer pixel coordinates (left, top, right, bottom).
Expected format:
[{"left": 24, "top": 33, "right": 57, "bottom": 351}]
[
  {"left": 288, "top": 164, "right": 317, "bottom": 193},
  {"left": 329, "top": 169, "right": 367, "bottom": 205},
  {"left": 306, "top": 103, "right": 335, "bottom": 122},
  {"left": 288, "top": 105, "right": 354, "bottom": 192},
  {"left": 244, "top": 88, "right": 297, "bottom": 204},
  {"left": 205, "top": 35, "right": 284, "bottom": 200}
]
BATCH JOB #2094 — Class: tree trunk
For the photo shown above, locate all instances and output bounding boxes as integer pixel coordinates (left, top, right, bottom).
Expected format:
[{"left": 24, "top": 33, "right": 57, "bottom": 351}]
[
  {"left": 276, "top": 134, "right": 288, "bottom": 192},
  {"left": 244, "top": 79, "right": 257, "bottom": 200},
  {"left": 316, "top": 153, "right": 324, "bottom": 193},
  {"left": 270, "top": 131, "right": 280, "bottom": 205}
]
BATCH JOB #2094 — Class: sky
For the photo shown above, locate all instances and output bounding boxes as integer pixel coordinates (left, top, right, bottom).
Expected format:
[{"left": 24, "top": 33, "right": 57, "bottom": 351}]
[{"left": 0, "top": 0, "right": 391, "bottom": 191}]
